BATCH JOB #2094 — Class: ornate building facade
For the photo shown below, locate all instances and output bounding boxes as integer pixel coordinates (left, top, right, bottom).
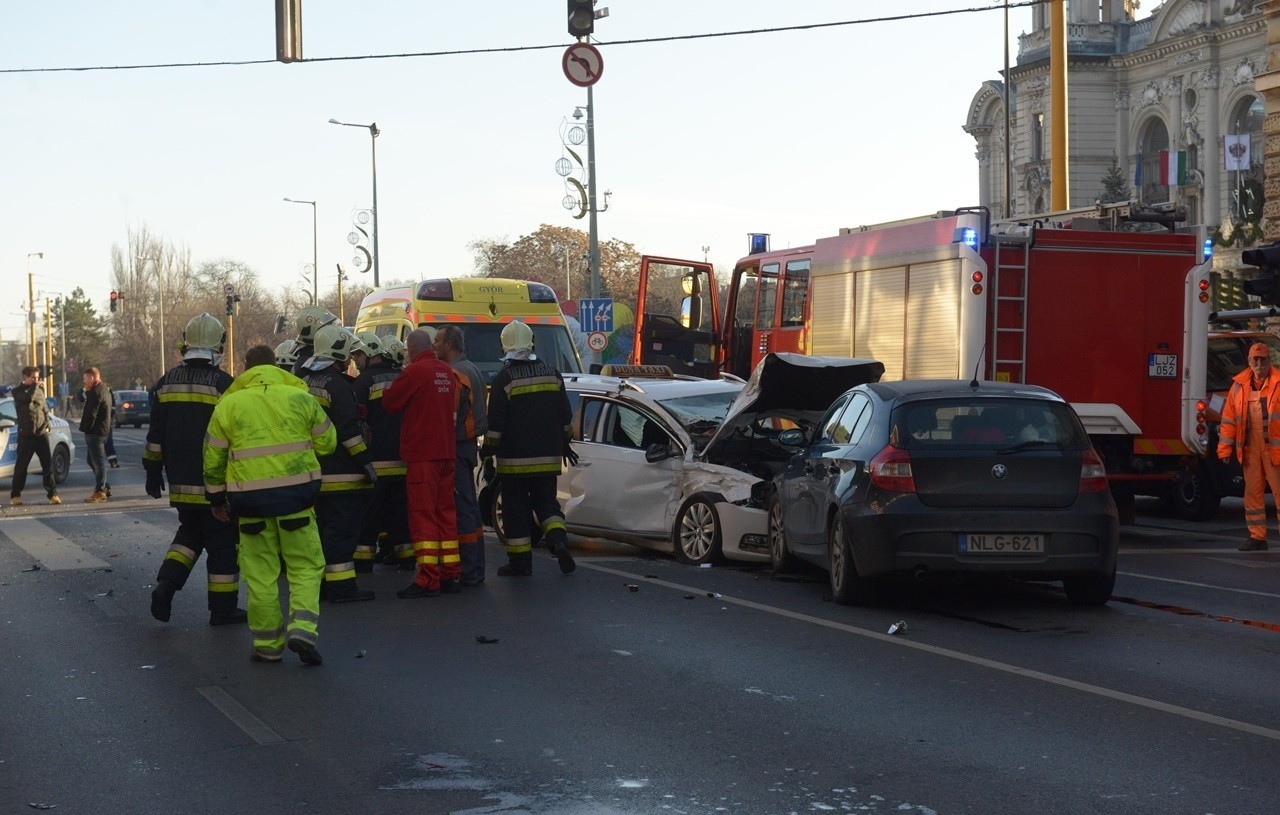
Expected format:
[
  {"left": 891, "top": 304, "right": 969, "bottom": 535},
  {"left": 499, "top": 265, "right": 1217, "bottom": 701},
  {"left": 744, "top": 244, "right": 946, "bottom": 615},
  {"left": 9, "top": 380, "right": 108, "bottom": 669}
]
[{"left": 965, "top": 0, "right": 1266, "bottom": 242}]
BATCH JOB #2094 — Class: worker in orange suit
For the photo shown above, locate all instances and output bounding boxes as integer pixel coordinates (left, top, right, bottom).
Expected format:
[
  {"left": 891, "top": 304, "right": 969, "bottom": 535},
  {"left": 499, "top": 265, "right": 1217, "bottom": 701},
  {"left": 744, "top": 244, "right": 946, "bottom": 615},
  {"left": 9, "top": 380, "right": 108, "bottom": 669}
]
[{"left": 1217, "top": 342, "right": 1280, "bottom": 551}]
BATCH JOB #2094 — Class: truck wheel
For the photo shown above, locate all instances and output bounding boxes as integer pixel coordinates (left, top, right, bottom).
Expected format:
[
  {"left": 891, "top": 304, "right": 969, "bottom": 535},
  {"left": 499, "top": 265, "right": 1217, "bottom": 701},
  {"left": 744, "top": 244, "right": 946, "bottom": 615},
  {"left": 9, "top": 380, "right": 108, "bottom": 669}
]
[{"left": 1165, "top": 465, "right": 1220, "bottom": 521}]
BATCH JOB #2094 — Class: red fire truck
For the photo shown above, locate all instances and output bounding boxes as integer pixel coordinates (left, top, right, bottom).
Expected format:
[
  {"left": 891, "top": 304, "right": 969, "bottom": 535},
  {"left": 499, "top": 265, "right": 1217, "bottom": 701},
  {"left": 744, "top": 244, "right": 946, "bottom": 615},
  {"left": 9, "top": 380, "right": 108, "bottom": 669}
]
[{"left": 630, "top": 203, "right": 1214, "bottom": 519}]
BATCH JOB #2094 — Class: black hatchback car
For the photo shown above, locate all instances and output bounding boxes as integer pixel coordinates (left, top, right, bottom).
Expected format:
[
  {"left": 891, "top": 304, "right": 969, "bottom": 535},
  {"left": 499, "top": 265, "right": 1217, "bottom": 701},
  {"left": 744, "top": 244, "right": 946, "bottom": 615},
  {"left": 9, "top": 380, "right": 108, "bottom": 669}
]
[
  {"left": 768, "top": 379, "right": 1119, "bottom": 606},
  {"left": 112, "top": 389, "right": 151, "bottom": 428}
]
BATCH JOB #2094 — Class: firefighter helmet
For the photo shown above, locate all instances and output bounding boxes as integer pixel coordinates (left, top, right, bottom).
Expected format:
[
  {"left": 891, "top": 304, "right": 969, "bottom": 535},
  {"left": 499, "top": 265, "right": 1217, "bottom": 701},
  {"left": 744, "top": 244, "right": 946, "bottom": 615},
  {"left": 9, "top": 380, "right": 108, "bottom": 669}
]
[
  {"left": 296, "top": 306, "right": 338, "bottom": 343},
  {"left": 381, "top": 337, "right": 406, "bottom": 366},
  {"left": 181, "top": 312, "right": 226, "bottom": 354},
  {"left": 356, "top": 331, "right": 384, "bottom": 357},
  {"left": 500, "top": 320, "right": 534, "bottom": 353},
  {"left": 274, "top": 339, "right": 301, "bottom": 368},
  {"left": 313, "top": 324, "right": 366, "bottom": 363}
]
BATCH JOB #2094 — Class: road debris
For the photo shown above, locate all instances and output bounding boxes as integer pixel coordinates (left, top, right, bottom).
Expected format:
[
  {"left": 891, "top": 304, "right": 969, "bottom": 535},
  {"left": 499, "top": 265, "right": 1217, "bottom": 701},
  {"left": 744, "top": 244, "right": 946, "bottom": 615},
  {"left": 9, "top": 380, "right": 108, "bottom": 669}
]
[
  {"left": 887, "top": 620, "right": 908, "bottom": 636},
  {"left": 475, "top": 635, "right": 499, "bottom": 644}
]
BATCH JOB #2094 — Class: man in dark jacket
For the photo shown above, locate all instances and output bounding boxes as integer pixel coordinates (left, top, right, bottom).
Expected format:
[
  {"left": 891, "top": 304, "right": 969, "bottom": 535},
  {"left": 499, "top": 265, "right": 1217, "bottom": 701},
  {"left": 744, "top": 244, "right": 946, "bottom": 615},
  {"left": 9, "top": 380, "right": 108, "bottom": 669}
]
[
  {"left": 482, "top": 320, "right": 576, "bottom": 577},
  {"left": 79, "top": 366, "right": 112, "bottom": 503},
  {"left": 145, "top": 313, "right": 245, "bottom": 626},
  {"left": 9, "top": 366, "right": 60, "bottom": 506}
]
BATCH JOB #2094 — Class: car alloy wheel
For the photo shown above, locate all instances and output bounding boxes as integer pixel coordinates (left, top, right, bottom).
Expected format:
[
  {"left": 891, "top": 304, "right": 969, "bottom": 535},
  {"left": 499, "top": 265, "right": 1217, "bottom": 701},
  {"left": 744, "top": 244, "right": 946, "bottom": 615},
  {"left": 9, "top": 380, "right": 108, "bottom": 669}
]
[
  {"left": 674, "top": 495, "right": 722, "bottom": 565},
  {"left": 52, "top": 444, "right": 71, "bottom": 484},
  {"left": 767, "top": 493, "right": 797, "bottom": 572},
  {"left": 828, "top": 513, "right": 878, "bottom": 606}
]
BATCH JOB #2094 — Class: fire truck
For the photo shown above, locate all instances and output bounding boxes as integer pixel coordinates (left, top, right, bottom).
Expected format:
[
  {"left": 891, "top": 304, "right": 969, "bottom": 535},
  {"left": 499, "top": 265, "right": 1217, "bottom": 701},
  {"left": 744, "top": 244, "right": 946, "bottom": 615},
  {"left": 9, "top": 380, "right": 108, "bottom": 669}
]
[{"left": 630, "top": 203, "right": 1214, "bottom": 520}]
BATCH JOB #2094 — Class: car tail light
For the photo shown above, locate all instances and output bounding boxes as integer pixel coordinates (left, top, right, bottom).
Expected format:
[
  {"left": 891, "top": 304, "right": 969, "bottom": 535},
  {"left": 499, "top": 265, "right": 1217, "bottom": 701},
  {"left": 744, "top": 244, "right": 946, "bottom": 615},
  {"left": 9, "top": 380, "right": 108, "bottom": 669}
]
[
  {"left": 870, "top": 445, "right": 915, "bottom": 493},
  {"left": 1079, "top": 448, "right": 1108, "bottom": 494}
]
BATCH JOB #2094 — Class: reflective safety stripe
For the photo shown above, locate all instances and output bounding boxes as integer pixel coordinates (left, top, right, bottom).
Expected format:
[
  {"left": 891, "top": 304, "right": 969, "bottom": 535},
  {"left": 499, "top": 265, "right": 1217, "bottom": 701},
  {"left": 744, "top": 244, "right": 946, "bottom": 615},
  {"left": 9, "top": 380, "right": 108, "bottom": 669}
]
[
  {"left": 319, "top": 480, "right": 375, "bottom": 492},
  {"left": 144, "top": 442, "right": 163, "bottom": 455},
  {"left": 341, "top": 436, "right": 368, "bottom": 454},
  {"left": 206, "top": 483, "right": 227, "bottom": 495},
  {"left": 164, "top": 545, "right": 197, "bottom": 569},
  {"left": 224, "top": 471, "right": 320, "bottom": 492},
  {"left": 506, "top": 537, "right": 533, "bottom": 555},
  {"left": 372, "top": 459, "right": 407, "bottom": 476},
  {"left": 321, "top": 473, "right": 368, "bottom": 483},
  {"left": 156, "top": 382, "right": 223, "bottom": 399},
  {"left": 541, "top": 518, "right": 566, "bottom": 533},
  {"left": 171, "top": 492, "right": 211, "bottom": 506},
  {"left": 205, "top": 433, "right": 230, "bottom": 449},
  {"left": 158, "top": 392, "right": 221, "bottom": 406},
  {"left": 229, "top": 440, "right": 314, "bottom": 460},
  {"left": 169, "top": 483, "right": 205, "bottom": 495},
  {"left": 311, "top": 418, "right": 332, "bottom": 437},
  {"left": 292, "top": 609, "right": 319, "bottom": 625},
  {"left": 208, "top": 579, "right": 240, "bottom": 593},
  {"left": 308, "top": 388, "right": 333, "bottom": 408}
]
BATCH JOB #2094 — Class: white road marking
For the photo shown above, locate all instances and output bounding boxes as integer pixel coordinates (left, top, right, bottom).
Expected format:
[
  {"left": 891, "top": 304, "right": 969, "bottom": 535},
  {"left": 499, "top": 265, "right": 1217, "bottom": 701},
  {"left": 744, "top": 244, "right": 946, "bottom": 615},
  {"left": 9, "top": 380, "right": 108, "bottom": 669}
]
[
  {"left": 582, "top": 562, "right": 1280, "bottom": 743},
  {"left": 1, "top": 518, "right": 110, "bottom": 570},
  {"left": 197, "top": 686, "right": 285, "bottom": 745},
  {"left": 1117, "top": 570, "right": 1280, "bottom": 599}
]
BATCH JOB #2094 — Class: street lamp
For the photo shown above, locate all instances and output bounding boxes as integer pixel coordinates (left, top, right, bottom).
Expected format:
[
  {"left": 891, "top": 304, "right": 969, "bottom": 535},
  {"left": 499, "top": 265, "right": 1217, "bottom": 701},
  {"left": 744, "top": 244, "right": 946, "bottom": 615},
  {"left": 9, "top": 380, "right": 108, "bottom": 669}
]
[
  {"left": 328, "top": 118, "right": 380, "bottom": 287},
  {"left": 26, "top": 252, "right": 42, "bottom": 367},
  {"left": 283, "top": 197, "right": 318, "bottom": 304}
]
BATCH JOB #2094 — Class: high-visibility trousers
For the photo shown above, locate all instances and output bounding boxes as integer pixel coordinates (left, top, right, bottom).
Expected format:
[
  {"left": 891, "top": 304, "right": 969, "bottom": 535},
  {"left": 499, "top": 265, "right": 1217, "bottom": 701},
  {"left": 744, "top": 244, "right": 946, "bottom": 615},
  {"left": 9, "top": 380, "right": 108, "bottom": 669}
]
[
  {"left": 406, "top": 459, "right": 458, "bottom": 587},
  {"left": 237, "top": 509, "right": 324, "bottom": 660},
  {"left": 1242, "top": 452, "right": 1280, "bottom": 541}
]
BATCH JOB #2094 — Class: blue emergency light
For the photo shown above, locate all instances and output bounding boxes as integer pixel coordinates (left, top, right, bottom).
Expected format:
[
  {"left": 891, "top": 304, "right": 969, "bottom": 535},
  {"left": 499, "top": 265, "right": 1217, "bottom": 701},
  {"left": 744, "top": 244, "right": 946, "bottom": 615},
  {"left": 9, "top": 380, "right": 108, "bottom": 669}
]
[
  {"left": 748, "top": 233, "right": 770, "bottom": 255},
  {"left": 959, "top": 227, "right": 979, "bottom": 250},
  {"left": 1203, "top": 237, "right": 1214, "bottom": 262}
]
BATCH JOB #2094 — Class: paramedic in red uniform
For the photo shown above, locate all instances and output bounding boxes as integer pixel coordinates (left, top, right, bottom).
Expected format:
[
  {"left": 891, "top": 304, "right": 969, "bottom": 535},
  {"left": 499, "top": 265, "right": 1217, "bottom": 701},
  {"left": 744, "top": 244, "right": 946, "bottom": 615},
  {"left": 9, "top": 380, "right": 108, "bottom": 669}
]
[
  {"left": 1218, "top": 342, "right": 1280, "bottom": 551},
  {"left": 383, "top": 328, "right": 459, "bottom": 596}
]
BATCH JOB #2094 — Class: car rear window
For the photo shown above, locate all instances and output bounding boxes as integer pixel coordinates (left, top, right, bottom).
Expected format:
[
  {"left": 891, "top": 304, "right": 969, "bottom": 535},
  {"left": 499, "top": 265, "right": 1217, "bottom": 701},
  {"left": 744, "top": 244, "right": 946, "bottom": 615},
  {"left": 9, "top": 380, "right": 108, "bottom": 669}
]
[{"left": 895, "top": 399, "right": 1087, "bottom": 450}]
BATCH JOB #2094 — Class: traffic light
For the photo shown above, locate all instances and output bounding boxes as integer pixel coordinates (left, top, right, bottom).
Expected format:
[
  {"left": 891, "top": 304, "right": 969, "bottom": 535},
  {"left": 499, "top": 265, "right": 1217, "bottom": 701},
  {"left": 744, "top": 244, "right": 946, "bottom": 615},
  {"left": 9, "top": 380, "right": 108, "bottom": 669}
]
[
  {"left": 568, "top": 0, "right": 594, "bottom": 38},
  {"left": 225, "top": 294, "right": 241, "bottom": 316},
  {"left": 275, "top": 0, "right": 302, "bottom": 63},
  {"left": 1242, "top": 241, "right": 1280, "bottom": 305},
  {"left": 109, "top": 290, "right": 118, "bottom": 312}
]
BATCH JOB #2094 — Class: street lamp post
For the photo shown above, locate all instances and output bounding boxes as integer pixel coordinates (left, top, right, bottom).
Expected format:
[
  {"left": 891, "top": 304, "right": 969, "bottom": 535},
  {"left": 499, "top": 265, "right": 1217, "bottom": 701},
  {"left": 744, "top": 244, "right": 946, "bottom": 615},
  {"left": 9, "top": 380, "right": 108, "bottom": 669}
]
[
  {"left": 26, "top": 252, "right": 42, "bottom": 367},
  {"left": 328, "top": 118, "right": 380, "bottom": 287},
  {"left": 283, "top": 197, "right": 318, "bottom": 304}
]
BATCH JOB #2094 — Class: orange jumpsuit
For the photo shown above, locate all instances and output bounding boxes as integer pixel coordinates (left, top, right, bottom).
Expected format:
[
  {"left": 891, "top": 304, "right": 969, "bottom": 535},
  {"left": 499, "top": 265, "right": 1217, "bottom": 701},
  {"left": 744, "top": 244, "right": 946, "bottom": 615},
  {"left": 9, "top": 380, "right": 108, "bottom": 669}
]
[{"left": 1218, "top": 367, "right": 1280, "bottom": 541}]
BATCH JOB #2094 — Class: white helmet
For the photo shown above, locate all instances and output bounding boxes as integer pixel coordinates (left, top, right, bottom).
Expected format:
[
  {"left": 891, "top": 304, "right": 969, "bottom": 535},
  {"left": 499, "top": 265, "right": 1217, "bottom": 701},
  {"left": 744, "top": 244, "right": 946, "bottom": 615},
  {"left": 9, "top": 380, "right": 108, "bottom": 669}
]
[
  {"left": 500, "top": 320, "right": 534, "bottom": 353},
  {"left": 356, "top": 331, "right": 384, "bottom": 357},
  {"left": 181, "top": 312, "right": 226, "bottom": 354},
  {"left": 381, "top": 337, "right": 406, "bottom": 367},
  {"left": 313, "top": 324, "right": 366, "bottom": 364},
  {"left": 274, "top": 339, "right": 301, "bottom": 368},
  {"left": 296, "top": 306, "right": 338, "bottom": 343}
]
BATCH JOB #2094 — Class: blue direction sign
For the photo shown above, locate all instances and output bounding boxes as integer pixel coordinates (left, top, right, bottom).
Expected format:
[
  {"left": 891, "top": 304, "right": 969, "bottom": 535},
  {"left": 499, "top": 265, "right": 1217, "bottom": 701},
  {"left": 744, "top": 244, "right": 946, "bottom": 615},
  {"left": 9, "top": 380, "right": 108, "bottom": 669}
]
[{"left": 578, "top": 298, "right": 614, "bottom": 334}]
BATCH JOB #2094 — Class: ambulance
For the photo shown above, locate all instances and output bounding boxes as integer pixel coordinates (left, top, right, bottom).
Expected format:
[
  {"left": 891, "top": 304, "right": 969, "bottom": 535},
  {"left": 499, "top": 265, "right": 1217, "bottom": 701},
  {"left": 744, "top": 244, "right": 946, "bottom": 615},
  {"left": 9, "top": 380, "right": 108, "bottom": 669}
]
[{"left": 354, "top": 277, "right": 583, "bottom": 381}]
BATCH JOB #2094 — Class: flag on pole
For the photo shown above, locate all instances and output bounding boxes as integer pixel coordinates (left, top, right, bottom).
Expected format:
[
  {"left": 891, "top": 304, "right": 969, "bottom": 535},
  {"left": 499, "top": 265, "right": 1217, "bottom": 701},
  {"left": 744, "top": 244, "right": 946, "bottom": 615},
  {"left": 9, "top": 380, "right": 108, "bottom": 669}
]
[
  {"left": 1224, "top": 135, "right": 1251, "bottom": 171},
  {"left": 1134, "top": 153, "right": 1143, "bottom": 188},
  {"left": 1159, "top": 150, "right": 1186, "bottom": 186}
]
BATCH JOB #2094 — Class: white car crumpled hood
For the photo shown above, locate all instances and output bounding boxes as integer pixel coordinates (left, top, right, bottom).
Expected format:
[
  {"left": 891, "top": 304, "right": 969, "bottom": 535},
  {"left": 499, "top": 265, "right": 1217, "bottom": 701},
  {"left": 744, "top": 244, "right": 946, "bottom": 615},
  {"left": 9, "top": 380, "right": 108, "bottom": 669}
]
[{"left": 700, "top": 352, "right": 885, "bottom": 475}]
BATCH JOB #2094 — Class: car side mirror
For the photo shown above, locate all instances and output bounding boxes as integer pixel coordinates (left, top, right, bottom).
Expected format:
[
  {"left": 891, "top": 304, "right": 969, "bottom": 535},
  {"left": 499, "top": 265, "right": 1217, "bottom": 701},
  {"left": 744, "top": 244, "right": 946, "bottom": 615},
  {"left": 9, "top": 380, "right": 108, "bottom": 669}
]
[
  {"left": 778, "top": 428, "right": 807, "bottom": 448},
  {"left": 645, "top": 441, "right": 674, "bottom": 463}
]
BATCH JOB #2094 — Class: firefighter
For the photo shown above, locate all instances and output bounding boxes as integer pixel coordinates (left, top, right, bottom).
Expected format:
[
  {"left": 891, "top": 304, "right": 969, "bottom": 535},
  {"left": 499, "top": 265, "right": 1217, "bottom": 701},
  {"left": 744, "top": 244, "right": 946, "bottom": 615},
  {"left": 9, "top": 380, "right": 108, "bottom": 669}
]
[
  {"left": 383, "top": 327, "right": 459, "bottom": 597},
  {"left": 301, "top": 324, "right": 378, "bottom": 601},
  {"left": 292, "top": 306, "right": 339, "bottom": 377},
  {"left": 1218, "top": 342, "right": 1280, "bottom": 551},
  {"left": 274, "top": 339, "right": 301, "bottom": 371},
  {"left": 434, "top": 324, "right": 489, "bottom": 585},
  {"left": 352, "top": 331, "right": 413, "bottom": 571},
  {"left": 482, "top": 320, "right": 577, "bottom": 577},
  {"left": 146, "top": 313, "right": 246, "bottom": 625},
  {"left": 205, "top": 344, "right": 335, "bottom": 665}
]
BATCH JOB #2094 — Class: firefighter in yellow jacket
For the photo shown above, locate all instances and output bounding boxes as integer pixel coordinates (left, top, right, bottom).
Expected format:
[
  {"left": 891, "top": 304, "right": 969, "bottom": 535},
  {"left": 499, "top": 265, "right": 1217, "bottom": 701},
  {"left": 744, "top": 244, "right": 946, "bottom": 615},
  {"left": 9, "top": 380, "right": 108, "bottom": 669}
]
[
  {"left": 204, "top": 344, "right": 337, "bottom": 666},
  {"left": 1218, "top": 342, "right": 1280, "bottom": 551}
]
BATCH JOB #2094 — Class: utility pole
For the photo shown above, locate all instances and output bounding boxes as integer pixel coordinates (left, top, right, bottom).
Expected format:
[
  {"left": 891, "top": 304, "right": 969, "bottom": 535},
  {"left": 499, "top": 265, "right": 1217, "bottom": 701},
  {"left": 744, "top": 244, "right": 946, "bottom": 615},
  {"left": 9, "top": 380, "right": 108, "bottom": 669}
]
[{"left": 44, "top": 298, "right": 54, "bottom": 395}]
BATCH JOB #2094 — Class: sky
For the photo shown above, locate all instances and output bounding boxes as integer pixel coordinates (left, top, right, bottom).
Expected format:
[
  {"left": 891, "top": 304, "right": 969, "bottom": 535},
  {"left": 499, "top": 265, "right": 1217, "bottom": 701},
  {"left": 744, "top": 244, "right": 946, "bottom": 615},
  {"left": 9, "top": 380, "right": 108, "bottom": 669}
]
[{"left": 0, "top": 1, "right": 1032, "bottom": 340}]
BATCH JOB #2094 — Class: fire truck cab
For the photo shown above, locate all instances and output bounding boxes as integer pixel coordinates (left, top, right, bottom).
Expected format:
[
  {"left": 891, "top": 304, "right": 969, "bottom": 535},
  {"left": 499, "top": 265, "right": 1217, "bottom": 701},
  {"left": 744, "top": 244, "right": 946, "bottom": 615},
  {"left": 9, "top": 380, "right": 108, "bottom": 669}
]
[{"left": 633, "top": 203, "right": 1215, "bottom": 520}]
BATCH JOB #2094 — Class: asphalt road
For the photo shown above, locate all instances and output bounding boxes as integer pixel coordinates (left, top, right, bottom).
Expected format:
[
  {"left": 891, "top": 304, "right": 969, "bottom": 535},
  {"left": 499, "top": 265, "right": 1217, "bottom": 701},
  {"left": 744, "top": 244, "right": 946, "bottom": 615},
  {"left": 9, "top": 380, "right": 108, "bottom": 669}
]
[{"left": 1, "top": 426, "right": 1277, "bottom": 814}]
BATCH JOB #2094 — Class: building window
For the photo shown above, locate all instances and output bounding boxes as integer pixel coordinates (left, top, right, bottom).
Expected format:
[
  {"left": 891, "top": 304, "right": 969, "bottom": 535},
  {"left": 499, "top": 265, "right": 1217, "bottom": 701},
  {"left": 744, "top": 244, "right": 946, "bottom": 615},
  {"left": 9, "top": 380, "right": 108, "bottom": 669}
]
[
  {"left": 1031, "top": 113, "right": 1044, "bottom": 162},
  {"left": 1137, "top": 118, "right": 1170, "bottom": 203}
]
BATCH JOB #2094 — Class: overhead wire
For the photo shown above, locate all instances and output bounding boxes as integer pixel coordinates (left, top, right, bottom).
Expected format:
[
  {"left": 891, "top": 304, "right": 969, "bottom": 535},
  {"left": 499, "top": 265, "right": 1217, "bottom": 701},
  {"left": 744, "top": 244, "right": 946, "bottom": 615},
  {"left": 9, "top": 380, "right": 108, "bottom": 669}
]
[{"left": 0, "top": 2, "right": 1041, "bottom": 75}]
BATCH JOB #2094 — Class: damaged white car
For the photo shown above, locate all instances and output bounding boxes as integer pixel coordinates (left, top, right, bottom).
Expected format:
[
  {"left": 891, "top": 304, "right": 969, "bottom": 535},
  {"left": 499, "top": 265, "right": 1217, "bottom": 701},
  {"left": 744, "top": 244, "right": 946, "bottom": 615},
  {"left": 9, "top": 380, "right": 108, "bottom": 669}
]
[{"left": 545, "top": 354, "right": 884, "bottom": 564}]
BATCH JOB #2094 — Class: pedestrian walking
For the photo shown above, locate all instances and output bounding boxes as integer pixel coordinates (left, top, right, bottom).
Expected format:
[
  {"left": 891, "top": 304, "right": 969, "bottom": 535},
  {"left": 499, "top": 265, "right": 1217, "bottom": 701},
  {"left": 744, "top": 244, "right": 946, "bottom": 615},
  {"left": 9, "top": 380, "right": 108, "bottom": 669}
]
[
  {"left": 79, "top": 366, "right": 112, "bottom": 503},
  {"left": 1218, "top": 342, "right": 1280, "bottom": 551},
  {"left": 434, "top": 324, "right": 489, "bottom": 585},
  {"left": 301, "top": 325, "right": 378, "bottom": 603},
  {"left": 204, "top": 344, "right": 336, "bottom": 666},
  {"left": 8, "top": 366, "right": 61, "bottom": 506},
  {"left": 383, "top": 327, "right": 459, "bottom": 597},
  {"left": 146, "top": 313, "right": 246, "bottom": 626},
  {"left": 481, "top": 320, "right": 577, "bottom": 577},
  {"left": 352, "top": 332, "right": 414, "bottom": 571}
]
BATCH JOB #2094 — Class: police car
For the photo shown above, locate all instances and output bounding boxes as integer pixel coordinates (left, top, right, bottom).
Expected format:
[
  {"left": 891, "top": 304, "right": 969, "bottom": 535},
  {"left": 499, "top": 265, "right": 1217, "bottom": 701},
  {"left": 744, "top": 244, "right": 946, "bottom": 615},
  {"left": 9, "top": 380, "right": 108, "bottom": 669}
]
[
  {"left": 0, "top": 393, "right": 76, "bottom": 485},
  {"left": 491, "top": 354, "right": 883, "bottom": 565}
]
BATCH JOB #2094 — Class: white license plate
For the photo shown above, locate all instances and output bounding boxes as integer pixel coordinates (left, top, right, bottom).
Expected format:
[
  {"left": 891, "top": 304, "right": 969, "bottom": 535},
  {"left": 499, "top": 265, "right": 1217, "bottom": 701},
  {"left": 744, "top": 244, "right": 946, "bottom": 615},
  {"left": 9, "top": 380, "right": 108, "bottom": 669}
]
[
  {"left": 1148, "top": 353, "right": 1177, "bottom": 379},
  {"left": 959, "top": 533, "right": 1044, "bottom": 554}
]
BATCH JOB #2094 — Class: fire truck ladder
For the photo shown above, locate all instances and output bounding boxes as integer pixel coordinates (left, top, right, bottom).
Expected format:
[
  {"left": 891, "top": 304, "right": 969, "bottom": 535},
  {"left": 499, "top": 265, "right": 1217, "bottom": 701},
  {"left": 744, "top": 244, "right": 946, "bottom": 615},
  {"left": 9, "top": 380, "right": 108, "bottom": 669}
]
[{"left": 991, "top": 235, "right": 1029, "bottom": 383}]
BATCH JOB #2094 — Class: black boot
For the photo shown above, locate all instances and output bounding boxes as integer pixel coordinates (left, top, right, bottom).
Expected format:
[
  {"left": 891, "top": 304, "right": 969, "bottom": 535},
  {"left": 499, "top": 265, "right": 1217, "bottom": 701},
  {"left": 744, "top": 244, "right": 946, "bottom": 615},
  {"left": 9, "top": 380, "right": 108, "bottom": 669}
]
[
  {"left": 150, "top": 579, "right": 176, "bottom": 622},
  {"left": 497, "top": 554, "right": 533, "bottom": 577},
  {"left": 326, "top": 580, "right": 376, "bottom": 603},
  {"left": 209, "top": 608, "right": 248, "bottom": 626}
]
